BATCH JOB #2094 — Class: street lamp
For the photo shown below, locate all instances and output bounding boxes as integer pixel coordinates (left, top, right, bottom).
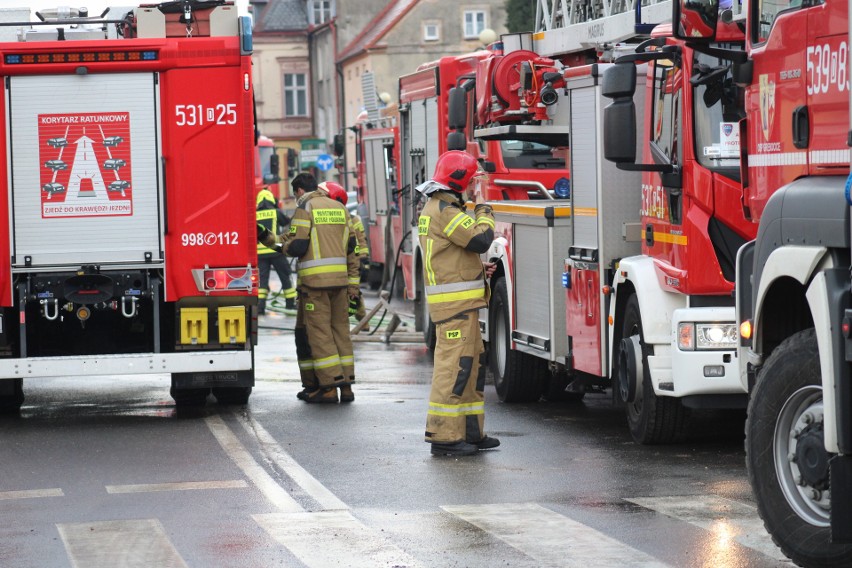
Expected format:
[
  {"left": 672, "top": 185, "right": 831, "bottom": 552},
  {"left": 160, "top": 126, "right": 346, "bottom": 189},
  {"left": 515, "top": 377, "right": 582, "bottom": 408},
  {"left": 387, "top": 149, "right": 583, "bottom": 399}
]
[{"left": 478, "top": 28, "right": 497, "bottom": 47}]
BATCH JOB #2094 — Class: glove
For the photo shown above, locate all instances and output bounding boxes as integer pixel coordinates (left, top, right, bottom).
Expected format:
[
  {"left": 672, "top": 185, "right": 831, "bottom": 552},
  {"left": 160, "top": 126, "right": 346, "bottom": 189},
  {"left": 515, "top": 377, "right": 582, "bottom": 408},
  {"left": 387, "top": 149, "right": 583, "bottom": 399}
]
[
  {"left": 474, "top": 203, "right": 493, "bottom": 216},
  {"left": 257, "top": 224, "right": 278, "bottom": 248},
  {"left": 348, "top": 295, "right": 361, "bottom": 317}
]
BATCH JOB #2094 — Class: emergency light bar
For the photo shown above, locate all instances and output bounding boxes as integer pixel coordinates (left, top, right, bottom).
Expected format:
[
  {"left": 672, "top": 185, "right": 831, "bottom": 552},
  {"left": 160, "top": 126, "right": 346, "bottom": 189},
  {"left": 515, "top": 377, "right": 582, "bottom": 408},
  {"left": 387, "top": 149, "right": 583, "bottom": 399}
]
[
  {"left": 191, "top": 266, "right": 257, "bottom": 293},
  {"left": 4, "top": 50, "right": 157, "bottom": 65}
]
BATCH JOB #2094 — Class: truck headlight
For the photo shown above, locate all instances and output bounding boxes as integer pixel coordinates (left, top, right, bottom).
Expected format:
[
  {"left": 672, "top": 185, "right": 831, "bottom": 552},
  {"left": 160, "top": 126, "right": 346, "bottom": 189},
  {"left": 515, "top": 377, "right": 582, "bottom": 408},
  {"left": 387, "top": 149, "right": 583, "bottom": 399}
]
[{"left": 677, "top": 322, "right": 738, "bottom": 350}]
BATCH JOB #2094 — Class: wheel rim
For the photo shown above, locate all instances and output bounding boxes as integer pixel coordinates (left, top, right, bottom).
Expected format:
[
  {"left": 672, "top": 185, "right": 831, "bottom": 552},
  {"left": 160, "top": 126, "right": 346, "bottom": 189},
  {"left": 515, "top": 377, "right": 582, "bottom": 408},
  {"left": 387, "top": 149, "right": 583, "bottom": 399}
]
[
  {"left": 773, "top": 385, "right": 831, "bottom": 527},
  {"left": 494, "top": 302, "right": 507, "bottom": 380},
  {"left": 623, "top": 316, "right": 644, "bottom": 421}
]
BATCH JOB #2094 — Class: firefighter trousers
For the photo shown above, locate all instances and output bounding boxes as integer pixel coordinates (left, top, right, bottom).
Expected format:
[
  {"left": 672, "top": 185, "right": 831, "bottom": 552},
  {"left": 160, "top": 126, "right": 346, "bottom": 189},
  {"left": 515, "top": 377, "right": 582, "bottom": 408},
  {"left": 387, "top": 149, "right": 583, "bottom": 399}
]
[
  {"left": 294, "top": 292, "right": 316, "bottom": 391},
  {"left": 425, "top": 311, "right": 487, "bottom": 445},
  {"left": 300, "top": 285, "right": 354, "bottom": 388}
]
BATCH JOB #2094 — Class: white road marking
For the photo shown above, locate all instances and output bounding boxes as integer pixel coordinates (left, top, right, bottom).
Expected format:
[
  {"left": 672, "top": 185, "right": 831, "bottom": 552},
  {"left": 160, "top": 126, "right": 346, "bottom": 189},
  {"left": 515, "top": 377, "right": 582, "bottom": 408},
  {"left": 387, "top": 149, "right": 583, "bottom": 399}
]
[
  {"left": 204, "top": 415, "right": 303, "bottom": 512},
  {"left": 105, "top": 480, "right": 248, "bottom": 494},
  {"left": 235, "top": 411, "right": 348, "bottom": 511},
  {"left": 58, "top": 518, "right": 187, "bottom": 568},
  {"left": 625, "top": 495, "right": 793, "bottom": 564},
  {"left": 254, "top": 510, "right": 422, "bottom": 568},
  {"left": 0, "top": 488, "right": 63, "bottom": 500},
  {"left": 442, "top": 502, "right": 670, "bottom": 568}
]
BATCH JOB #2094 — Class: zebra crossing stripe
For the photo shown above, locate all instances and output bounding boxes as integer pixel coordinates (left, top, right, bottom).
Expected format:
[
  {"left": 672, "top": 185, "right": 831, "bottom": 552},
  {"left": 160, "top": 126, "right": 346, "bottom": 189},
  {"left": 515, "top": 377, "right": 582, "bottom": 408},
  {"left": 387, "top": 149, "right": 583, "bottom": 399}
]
[
  {"left": 105, "top": 480, "right": 248, "bottom": 494},
  {"left": 234, "top": 411, "right": 348, "bottom": 511},
  {"left": 441, "top": 502, "right": 670, "bottom": 567},
  {"left": 205, "top": 415, "right": 303, "bottom": 513},
  {"left": 254, "top": 510, "right": 423, "bottom": 568},
  {"left": 58, "top": 519, "right": 187, "bottom": 568},
  {"left": 624, "top": 495, "right": 792, "bottom": 564},
  {"left": 0, "top": 488, "right": 63, "bottom": 500}
]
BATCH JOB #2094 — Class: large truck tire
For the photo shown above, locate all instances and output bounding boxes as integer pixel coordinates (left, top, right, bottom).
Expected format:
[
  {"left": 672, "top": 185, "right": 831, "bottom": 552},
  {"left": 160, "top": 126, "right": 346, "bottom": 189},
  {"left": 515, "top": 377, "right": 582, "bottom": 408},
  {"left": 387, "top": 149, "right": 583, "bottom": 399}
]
[
  {"left": 617, "top": 294, "right": 689, "bottom": 444},
  {"left": 745, "top": 328, "right": 852, "bottom": 567},
  {"left": 489, "top": 277, "right": 544, "bottom": 402},
  {"left": 169, "top": 385, "right": 210, "bottom": 408},
  {"left": 213, "top": 387, "right": 252, "bottom": 405},
  {"left": 0, "top": 378, "right": 24, "bottom": 414}
]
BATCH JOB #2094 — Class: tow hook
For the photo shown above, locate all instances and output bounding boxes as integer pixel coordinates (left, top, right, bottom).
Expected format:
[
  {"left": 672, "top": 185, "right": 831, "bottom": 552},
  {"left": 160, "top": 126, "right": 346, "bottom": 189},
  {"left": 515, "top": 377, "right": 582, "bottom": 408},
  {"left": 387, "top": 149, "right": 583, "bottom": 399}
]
[
  {"left": 40, "top": 298, "right": 59, "bottom": 321},
  {"left": 121, "top": 296, "right": 138, "bottom": 318}
]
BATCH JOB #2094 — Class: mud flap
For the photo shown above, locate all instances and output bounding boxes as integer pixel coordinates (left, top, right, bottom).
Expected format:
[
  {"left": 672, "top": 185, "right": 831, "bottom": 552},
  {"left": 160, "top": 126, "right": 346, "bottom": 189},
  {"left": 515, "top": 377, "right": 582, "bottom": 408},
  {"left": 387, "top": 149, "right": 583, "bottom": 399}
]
[{"left": 831, "top": 454, "right": 852, "bottom": 542}]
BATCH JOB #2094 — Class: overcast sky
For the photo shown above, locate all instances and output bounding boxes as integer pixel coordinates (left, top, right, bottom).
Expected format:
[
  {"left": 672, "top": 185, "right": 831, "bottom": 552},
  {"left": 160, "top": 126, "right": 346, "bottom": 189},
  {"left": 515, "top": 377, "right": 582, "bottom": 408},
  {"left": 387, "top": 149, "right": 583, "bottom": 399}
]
[{"left": 0, "top": 1, "right": 250, "bottom": 18}]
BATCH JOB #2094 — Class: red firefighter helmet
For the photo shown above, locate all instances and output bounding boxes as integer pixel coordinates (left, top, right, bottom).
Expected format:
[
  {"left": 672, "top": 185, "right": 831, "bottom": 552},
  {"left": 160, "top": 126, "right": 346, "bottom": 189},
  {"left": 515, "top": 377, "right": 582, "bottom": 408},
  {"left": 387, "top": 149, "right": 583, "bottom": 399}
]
[
  {"left": 319, "top": 181, "right": 348, "bottom": 205},
  {"left": 432, "top": 150, "right": 482, "bottom": 193}
]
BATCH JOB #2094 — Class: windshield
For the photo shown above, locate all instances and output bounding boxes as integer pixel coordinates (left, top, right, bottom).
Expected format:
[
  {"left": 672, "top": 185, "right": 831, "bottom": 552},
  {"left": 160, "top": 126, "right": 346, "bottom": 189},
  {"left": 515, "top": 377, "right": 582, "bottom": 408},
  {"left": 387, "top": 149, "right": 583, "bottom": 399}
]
[
  {"left": 499, "top": 140, "right": 565, "bottom": 169},
  {"left": 692, "top": 51, "right": 741, "bottom": 177},
  {"left": 258, "top": 145, "right": 275, "bottom": 179}
]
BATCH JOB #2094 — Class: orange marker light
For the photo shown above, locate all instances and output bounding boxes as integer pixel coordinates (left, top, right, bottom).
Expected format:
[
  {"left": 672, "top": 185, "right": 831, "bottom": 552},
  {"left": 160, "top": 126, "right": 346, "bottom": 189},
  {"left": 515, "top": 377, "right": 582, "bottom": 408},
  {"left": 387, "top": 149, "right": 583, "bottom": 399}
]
[{"left": 740, "top": 320, "right": 752, "bottom": 340}]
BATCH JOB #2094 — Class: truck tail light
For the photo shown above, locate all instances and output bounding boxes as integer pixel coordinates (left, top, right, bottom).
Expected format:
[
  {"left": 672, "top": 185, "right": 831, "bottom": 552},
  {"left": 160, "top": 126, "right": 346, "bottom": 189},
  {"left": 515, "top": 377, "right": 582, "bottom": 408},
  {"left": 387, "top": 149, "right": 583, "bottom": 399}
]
[{"left": 191, "top": 266, "right": 257, "bottom": 293}]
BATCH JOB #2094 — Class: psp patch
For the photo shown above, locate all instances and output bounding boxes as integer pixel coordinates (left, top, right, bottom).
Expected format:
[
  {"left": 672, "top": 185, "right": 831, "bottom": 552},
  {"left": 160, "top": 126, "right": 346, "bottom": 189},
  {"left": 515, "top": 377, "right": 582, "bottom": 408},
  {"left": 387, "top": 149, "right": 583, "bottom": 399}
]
[{"left": 446, "top": 329, "right": 461, "bottom": 340}]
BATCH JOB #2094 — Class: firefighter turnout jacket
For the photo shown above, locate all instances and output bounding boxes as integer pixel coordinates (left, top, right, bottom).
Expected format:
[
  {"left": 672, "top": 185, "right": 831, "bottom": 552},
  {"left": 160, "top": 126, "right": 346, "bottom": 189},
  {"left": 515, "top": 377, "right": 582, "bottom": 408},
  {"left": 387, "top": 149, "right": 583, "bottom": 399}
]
[
  {"left": 284, "top": 190, "right": 356, "bottom": 289},
  {"left": 418, "top": 193, "right": 495, "bottom": 323},
  {"left": 256, "top": 189, "right": 290, "bottom": 255},
  {"left": 350, "top": 212, "right": 369, "bottom": 260}
]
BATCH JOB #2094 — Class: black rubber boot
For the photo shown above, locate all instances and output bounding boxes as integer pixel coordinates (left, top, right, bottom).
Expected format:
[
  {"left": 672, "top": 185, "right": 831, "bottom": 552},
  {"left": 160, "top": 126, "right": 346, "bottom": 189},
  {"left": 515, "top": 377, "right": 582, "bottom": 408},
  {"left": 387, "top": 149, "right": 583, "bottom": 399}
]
[{"left": 430, "top": 441, "right": 478, "bottom": 456}]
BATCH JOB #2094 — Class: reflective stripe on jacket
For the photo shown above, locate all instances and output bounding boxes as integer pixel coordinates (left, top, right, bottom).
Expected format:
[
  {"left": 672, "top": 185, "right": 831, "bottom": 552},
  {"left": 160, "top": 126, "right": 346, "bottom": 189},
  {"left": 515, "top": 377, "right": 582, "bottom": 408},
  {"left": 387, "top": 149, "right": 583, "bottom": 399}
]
[
  {"left": 417, "top": 192, "right": 494, "bottom": 323},
  {"left": 350, "top": 213, "right": 369, "bottom": 259},
  {"left": 284, "top": 189, "right": 351, "bottom": 289}
]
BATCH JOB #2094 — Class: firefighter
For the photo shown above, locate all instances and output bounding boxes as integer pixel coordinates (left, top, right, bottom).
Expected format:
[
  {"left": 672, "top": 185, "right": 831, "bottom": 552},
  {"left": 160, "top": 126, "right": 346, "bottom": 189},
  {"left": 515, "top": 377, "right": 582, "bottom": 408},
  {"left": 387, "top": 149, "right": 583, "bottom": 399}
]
[
  {"left": 416, "top": 150, "right": 500, "bottom": 456},
  {"left": 279, "top": 176, "right": 359, "bottom": 403},
  {"left": 256, "top": 187, "right": 296, "bottom": 315},
  {"left": 325, "top": 182, "right": 368, "bottom": 322}
]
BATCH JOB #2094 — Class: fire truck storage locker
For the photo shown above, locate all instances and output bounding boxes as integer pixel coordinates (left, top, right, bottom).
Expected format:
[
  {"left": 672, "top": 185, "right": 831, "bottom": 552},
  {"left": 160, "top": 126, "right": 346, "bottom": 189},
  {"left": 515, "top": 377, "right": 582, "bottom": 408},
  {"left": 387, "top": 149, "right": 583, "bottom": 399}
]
[
  {"left": 493, "top": 202, "right": 572, "bottom": 364},
  {"left": 9, "top": 73, "right": 161, "bottom": 269},
  {"left": 363, "top": 133, "right": 392, "bottom": 220},
  {"left": 564, "top": 66, "right": 644, "bottom": 376}
]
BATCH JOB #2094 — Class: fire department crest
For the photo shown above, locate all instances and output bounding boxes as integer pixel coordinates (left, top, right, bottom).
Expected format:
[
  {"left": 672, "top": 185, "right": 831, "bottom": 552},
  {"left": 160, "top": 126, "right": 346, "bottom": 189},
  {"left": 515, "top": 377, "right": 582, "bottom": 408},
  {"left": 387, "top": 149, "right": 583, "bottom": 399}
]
[
  {"left": 723, "top": 124, "right": 733, "bottom": 136},
  {"left": 759, "top": 74, "right": 776, "bottom": 142}
]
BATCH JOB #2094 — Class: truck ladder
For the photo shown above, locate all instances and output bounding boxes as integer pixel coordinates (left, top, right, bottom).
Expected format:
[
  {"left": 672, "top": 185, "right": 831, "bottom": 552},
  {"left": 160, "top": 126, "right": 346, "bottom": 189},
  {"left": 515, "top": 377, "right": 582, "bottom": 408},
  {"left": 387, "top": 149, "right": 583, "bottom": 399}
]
[{"left": 533, "top": 0, "right": 673, "bottom": 57}]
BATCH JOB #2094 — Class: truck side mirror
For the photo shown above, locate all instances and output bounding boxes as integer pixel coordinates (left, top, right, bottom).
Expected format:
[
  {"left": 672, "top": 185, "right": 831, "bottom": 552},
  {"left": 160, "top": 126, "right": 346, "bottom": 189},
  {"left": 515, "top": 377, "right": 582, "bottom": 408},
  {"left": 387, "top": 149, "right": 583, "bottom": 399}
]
[
  {"left": 447, "top": 131, "right": 466, "bottom": 151},
  {"left": 333, "top": 133, "right": 345, "bottom": 157},
  {"left": 602, "top": 63, "right": 638, "bottom": 165},
  {"left": 674, "top": 0, "right": 718, "bottom": 41},
  {"left": 603, "top": 99, "right": 637, "bottom": 164},
  {"left": 448, "top": 87, "right": 467, "bottom": 131},
  {"left": 601, "top": 62, "right": 636, "bottom": 99},
  {"left": 264, "top": 153, "right": 280, "bottom": 184}
]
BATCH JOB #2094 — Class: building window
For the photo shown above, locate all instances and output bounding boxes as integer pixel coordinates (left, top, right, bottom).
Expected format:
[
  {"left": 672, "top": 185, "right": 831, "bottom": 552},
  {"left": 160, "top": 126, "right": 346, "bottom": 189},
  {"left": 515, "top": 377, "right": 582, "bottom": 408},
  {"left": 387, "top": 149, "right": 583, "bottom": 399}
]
[
  {"left": 309, "top": 0, "right": 333, "bottom": 25},
  {"left": 463, "top": 10, "right": 486, "bottom": 39},
  {"left": 284, "top": 73, "right": 308, "bottom": 117},
  {"left": 423, "top": 21, "right": 440, "bottom": 41}
]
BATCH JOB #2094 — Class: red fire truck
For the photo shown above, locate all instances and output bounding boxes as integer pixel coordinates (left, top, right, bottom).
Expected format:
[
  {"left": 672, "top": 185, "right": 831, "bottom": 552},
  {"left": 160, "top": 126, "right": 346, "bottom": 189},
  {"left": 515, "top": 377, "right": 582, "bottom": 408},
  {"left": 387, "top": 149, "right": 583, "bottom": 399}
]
[
  {"left": 0, "top": 1, "right": 259, "bottom": 412},
  {"left": 674, "top": 0, "right": 852, "bottom": 564},
  {"left": 347, "top": 104, "right": 402, "bottom": 291},
  {"left": 427, "top": 0, "right": 749, "bottom": 447},
  {"left": 346, "top": 48, "right": 569, "bottom": 334},
  {"left": 255, "top": 133, "right": 280, "bottom": 198}
]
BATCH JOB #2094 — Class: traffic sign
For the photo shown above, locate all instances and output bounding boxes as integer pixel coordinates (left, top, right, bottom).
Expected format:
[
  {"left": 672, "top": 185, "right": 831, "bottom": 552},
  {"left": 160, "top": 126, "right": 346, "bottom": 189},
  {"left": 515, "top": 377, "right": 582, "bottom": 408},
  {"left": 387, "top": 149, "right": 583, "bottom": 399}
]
[{"left": 316, "top": 154, "right": 334, "bottom": 171}]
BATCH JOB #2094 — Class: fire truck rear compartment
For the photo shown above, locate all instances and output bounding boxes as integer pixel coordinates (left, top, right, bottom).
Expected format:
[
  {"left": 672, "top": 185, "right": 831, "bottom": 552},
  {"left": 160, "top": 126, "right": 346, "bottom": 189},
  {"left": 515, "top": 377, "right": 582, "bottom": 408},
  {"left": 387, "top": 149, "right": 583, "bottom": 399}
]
[{"left": 2, "top": 271, "right": 250, "bottom": 358}]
